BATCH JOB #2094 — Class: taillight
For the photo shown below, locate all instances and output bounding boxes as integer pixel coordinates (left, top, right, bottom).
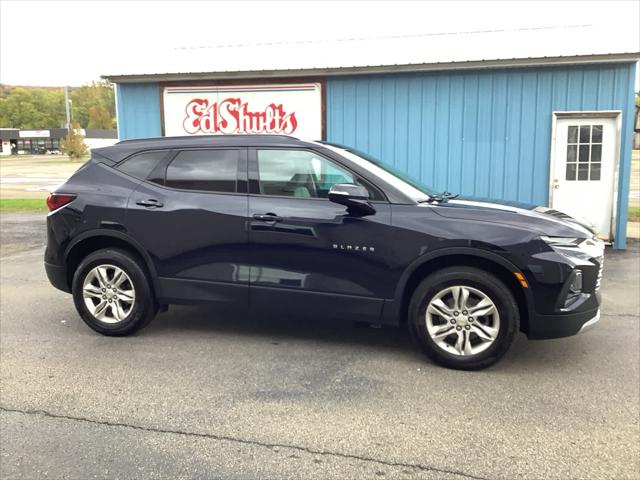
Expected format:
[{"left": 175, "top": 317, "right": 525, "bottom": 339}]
[{"left": 46, "top": 194, "right": 76, "bottom": 212}]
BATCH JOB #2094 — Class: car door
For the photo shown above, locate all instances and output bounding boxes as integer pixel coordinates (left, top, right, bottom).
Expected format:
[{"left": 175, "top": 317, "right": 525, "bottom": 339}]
[
  {"left": 126, "top": 147, "right": 249, "bottom": 310},
  {"left": 247, "top": 147, "right": 393, "bottom": 323}
]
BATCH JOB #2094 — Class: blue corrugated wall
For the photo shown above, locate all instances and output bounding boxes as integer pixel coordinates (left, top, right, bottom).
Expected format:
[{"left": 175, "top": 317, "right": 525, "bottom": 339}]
[
  {"left": 326, "top": 63, "right": 636, "bottom": 248},
  {"left": 115, "top": 83, "right": 162, "bottom": 140}
]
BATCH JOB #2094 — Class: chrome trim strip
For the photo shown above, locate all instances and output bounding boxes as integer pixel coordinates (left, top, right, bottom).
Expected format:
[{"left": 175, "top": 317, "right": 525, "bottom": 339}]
[{"left": 578, "top": 309, "right": 601, "bottom": 334}]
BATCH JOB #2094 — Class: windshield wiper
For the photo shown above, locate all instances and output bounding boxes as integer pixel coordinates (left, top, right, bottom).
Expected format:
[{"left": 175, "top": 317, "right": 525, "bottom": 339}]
[{"left": 419, "top": 191, "right": 459, "bottom": 204}]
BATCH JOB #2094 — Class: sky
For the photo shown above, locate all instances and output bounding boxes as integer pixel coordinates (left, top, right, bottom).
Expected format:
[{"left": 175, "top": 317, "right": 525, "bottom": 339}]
[{"left": 0, "top": 0, "right": 639, "bottom": 87}]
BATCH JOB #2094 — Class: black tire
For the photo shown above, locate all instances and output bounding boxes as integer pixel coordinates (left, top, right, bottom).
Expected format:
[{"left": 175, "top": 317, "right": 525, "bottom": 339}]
[
  {"left": 408, "top": 266, "right": 519, "bottom": 370},
  {"left": 72, "top": 248, "right": 157, "bottom": 336}
]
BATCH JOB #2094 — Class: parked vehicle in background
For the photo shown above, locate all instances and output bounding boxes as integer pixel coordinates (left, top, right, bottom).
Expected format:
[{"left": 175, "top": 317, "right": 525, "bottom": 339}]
[{"left": 44, "top": 135, "right": 604, "bottom": 370}]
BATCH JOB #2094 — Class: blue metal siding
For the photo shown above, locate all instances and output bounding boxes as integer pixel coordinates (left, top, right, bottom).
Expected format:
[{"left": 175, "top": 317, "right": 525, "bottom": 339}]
[
  {"left": 115, "top": 83, "right": 162, "bottom": 140},
  {"left": 326, "top": 63, "right": 636, "bottom": 248}
]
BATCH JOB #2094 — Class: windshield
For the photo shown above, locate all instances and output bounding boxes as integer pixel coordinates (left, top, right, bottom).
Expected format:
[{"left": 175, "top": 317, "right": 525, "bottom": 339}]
[{"left": 321, "top": 143, "right": 437, "bottom": 201}]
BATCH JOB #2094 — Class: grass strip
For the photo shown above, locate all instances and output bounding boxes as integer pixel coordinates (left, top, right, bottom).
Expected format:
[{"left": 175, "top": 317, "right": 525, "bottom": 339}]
[{"left": 0, "top": 198, "right": 48, "bottom": 213}]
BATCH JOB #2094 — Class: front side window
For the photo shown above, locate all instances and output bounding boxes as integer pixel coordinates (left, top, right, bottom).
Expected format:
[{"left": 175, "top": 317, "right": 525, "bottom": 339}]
[
  {"left": 165, "top": 149, "right": 239, "bottom": 193},
  {"left": 257, "top": 149, "right": 380, "bottom": 199}
]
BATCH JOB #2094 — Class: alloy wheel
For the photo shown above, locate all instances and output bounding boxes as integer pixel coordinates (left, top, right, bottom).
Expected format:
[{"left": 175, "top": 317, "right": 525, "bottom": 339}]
[
  {"left": 82, "top": 264, "right": 136, "bottom": 324},
  {"left": 425, "top": 285, "right": 500, "bottom": 356}
]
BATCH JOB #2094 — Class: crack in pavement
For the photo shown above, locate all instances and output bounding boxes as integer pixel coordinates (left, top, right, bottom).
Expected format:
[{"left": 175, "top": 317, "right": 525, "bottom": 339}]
[{"left": 0, "top": 405, "right": 489, "bottom": 480}]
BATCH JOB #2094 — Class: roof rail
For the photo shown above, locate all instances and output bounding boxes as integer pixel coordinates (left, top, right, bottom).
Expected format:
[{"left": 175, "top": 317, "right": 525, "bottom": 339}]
[{"left": 117, "top": 134, "right": 299, "bottom": 144}]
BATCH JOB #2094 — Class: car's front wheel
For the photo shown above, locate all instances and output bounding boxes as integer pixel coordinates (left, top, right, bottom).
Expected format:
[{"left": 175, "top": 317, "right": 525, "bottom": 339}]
[
  {"left": 408, "top": 266, "right": 519, "bottom": 370},
  {"left": 72, "top": 248, "right": 157, "bottom": 336}
]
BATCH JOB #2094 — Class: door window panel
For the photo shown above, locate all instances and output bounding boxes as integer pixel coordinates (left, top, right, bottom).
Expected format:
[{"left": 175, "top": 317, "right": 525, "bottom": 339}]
[
  {"left": 565, "top": 163, "right": 576, "bottom": 180},
  {"left": 579, "top": 125, "right": 591, "bottom": 143},
  {"left": 577, "top": 163, "right": 589, "bottom": 181},
  {"left": 257, "top": 149, "right": 381, "bottom": 199},
  {"left": 568, "top": 126, "right": 578, "bottom": 143},
  {"left": 591, "top": 125, "right": 603, "bottom": 143},
  {"left": 565, "top": 124, "right": 603, "bottom": 182},
  {"left": 578, "top": 145, "right": 589, "bottom": 162},
  {"left": 165, "top": 150, "right": 238, "bottom": 192}
]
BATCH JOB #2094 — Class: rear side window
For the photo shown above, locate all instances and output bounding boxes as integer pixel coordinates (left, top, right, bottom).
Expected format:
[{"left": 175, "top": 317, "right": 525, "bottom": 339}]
[
  {"left": 117, "top": 151, "right": 167, "bottom": 180},
  {"left": 165, "top": 149, "right": 239, "bottom": 193}
]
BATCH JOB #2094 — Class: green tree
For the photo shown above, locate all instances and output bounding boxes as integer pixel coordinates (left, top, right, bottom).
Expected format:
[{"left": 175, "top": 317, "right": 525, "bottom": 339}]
[
  {"left": 88, "top": 104, "right": 113, "bottom": 129},
  {"left": 60, "top": 123, "right": 88, "bottom": 159},
  {"left": 0, "top": 81, "right": 116, "bottom": 130},
  {"left": 0, "top": 86, "right": 65, "bottom": 128},
  {"left": 70, "top": 81, "right": 116, "bottom": 129}
]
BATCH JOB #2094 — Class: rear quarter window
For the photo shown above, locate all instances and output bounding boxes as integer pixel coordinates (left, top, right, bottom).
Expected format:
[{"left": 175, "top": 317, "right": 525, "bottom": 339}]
[{"left": 116, "top": 151, "right": 168, "bottom": 180}]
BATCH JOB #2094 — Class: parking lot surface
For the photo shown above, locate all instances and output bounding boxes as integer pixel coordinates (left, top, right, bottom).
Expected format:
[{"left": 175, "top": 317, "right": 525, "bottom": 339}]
[
  {"left": 1, "top": 213, "right": 639, "bottom": 479},
  {"left": 0, "top": 155, "right": 82, "bottom": 199}
]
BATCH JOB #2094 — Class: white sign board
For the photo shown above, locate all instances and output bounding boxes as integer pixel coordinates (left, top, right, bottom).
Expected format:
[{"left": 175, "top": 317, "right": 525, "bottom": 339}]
[
  {"left": 162, "top": 83, "right": 322, "bottom": 139},
  {"left": 19, "top": 130, "right": 50, "bottom": 138}
]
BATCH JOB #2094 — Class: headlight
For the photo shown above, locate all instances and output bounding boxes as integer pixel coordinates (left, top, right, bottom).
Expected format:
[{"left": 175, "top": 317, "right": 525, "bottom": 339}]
[
  {"left": 540, "top": 236, "right": 604, "bottom": 258},
  {"left": 540, "top": 236, "right": 583, "bottom": 248}
]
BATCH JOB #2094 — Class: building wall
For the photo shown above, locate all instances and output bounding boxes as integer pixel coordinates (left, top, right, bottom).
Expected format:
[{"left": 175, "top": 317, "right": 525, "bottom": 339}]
[
  {"left": 326, "top": 63, "right": 636, "bottom": 248},
  {"left": 115, "top": 83, "right": 162, "bottom": 140}
]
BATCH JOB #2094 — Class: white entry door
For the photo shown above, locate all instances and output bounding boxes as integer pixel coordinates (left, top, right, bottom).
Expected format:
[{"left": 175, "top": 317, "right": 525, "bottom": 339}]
[{"left": 551, "top": 117, "right": 617, "bottom": 240}]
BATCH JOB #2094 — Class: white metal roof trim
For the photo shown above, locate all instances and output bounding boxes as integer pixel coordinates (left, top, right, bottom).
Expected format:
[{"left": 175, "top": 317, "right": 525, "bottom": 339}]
[{"left": 102, "top": 25, "right": 640, "bottom": 80}]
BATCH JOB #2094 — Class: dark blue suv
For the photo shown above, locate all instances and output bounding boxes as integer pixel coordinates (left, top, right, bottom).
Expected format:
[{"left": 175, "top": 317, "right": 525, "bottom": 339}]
[{"left": 44, "top": 135, "right": 604, "bottom": 369}]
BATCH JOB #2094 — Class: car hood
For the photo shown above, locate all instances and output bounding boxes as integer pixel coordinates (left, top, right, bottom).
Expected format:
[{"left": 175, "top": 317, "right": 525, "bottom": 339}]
[{"left": 429, "top": 196, "right": 596, "bottom": 238}]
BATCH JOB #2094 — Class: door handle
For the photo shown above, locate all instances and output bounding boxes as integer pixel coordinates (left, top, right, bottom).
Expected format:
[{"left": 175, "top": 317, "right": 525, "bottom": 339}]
[
  {"left": 252, "top": 213, "right": 283, "bottom": 222},
  {"left": 136, "top": 199, "right": 163, "bottom": 208}
]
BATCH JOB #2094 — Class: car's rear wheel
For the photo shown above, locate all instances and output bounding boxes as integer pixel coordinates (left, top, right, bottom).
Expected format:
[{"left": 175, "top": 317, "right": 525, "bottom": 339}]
[
  {"left": 72, "top": 248, "right": 157, "bottom": 336},
  {"left": 408, "top": 266, "right": 519, "bottom": 370}
]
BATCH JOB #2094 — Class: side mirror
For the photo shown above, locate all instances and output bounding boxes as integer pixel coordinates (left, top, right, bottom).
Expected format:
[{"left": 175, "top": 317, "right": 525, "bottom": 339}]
[{"left": 328, "top": 184, "right": 376, "bottom": 216}]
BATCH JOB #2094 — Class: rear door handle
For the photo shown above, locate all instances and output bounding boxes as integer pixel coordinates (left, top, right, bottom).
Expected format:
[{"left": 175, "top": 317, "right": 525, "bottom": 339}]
[
  {"left": 136, "top": 199, "right": 163, "bottom": 208},
  {"left": 252, "top": 213, "right": 283, "bottom": 222}
]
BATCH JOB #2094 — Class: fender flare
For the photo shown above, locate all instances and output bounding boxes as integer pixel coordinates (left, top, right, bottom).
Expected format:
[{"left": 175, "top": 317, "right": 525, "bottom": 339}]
[
  {"left": 64, "top": 229, "right": 161, "bottom": 295},
  {"left": 391, "top": 246, "right": 535, "bottom": 323}
]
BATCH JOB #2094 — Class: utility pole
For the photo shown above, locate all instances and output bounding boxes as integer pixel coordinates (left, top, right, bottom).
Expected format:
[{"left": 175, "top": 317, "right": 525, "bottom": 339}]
[{"left": 64, "top": 86, "right": 71, "bottom": 129}]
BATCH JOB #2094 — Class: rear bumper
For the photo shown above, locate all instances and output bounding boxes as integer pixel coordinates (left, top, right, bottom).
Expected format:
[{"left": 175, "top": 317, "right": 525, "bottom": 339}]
[
  {"left": 44, "top": 262, "right": 70, "bottom": 293},
  {"left": 527, "top": 307, "right": 600, "bottom": 339}
]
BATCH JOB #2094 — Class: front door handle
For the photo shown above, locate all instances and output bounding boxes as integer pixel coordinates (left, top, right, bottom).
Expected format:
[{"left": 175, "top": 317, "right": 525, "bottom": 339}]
[
  {"left": 252, "top": 213, "right": 283, "bottom": 222},
  {"left": 136, "top": 199, "right": 164, "bottom": 208}
]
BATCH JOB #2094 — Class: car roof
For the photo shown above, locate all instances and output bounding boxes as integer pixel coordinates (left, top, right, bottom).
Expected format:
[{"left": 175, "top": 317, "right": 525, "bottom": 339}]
[{"left": 92, "top": 134, "right": 318, "bottom": 163}]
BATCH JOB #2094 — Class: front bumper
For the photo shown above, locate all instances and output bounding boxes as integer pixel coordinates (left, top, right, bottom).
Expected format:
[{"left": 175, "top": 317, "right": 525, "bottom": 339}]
[
  {"left": 527, "top": 307, "right": 600, "bottom": 339},
  {"left": 524, "top": 237, "right": 604, "bottom": 340},
  {"left": 578, "top": 309, "right": 601, "bottom": 334}
]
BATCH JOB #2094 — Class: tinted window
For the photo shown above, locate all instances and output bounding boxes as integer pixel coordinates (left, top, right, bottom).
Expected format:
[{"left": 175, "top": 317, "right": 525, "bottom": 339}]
[
  {"left": 257, "top": 149, "right": 382, "bottom": 200},
  {"left": 165, "top": 150, "right": 238, "bottom": 193},
  {"left": 117, "top": 151, "right": 167, "bottom": 180}
]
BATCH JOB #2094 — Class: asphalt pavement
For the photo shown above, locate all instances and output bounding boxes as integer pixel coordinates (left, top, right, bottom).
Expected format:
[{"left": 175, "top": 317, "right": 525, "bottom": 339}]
[{"left": 1, "top": 213, "right": 639, "bottom": 479}]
